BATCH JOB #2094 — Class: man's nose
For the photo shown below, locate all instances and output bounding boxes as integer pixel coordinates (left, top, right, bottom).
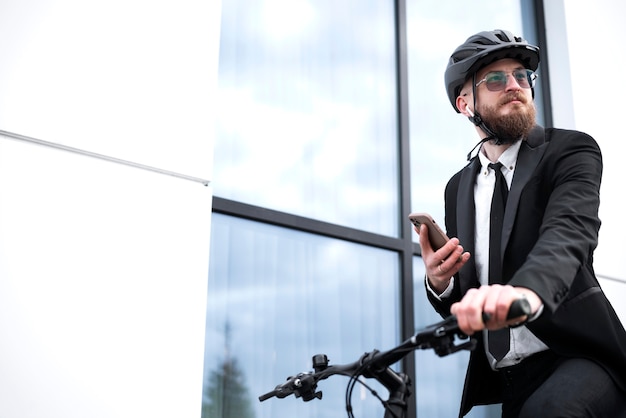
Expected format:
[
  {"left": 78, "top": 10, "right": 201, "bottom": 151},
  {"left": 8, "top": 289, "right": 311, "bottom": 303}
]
[{"left": 505, "top": 74, "right": 523, "bottom": 91}]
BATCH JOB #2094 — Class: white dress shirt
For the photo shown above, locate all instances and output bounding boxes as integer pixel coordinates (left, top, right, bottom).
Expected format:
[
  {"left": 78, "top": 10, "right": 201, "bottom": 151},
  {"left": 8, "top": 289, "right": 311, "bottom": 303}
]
[
  {"left": 475, "top": 141, "right": 548, "bottom": 369},
  {"left": 427, "top": 140, "right": 547, "bottom": 369}
]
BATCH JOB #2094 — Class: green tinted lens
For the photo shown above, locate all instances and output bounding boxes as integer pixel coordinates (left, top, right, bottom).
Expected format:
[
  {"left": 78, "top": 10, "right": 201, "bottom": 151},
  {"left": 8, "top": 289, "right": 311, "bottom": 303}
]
[
  {"left": 482, "top": 69, "right": 535, "bottom": 91},
  {"left": 485, "top": 72, "right": 507, "bottom": 91},
  {"left": 513, "top": 69, "right": 531, "bottom": 88}
]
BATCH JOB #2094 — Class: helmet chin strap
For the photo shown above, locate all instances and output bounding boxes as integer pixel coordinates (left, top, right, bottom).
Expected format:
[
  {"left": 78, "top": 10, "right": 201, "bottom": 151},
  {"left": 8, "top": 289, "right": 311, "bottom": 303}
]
[
  {"left": 470, "top": 73, "right": 500, "bottom": 141},
  {"left": 466, "top": 135, "right": 492, "bottom": 161},
  {"left": 465, "top": 73, "right": 502, "bottom": 160}
]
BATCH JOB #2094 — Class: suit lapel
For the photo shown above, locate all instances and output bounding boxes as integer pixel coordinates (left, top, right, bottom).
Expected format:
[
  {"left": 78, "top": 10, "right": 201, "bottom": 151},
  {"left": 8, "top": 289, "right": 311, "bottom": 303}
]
[{"left": 457, "top": 158, "right": 481, "bottom": 294}]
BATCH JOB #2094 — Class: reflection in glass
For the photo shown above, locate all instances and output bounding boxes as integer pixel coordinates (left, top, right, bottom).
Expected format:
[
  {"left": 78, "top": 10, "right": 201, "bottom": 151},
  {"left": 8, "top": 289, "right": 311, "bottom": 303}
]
[
  {"left": 203, "top": 214, "right": 400, "bottom": 418},
  {"left": 213, "top": 0, "right": 399, "bottom": 236}
]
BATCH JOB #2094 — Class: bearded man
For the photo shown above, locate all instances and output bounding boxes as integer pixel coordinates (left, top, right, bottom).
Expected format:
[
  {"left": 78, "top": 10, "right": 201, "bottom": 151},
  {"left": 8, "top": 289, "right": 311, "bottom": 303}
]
[{"left": 415, "top": 29, "right": 626, "bottom": 418}]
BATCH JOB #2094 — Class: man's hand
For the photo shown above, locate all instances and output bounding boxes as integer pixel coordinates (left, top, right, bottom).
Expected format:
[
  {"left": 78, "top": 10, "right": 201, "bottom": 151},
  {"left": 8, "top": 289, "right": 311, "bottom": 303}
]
[
  {"left": 416, "top": 224, "right": 470, "bottom": 294},
  {"left": 450, "top": 284, "right": 542, "bottom": 335}
]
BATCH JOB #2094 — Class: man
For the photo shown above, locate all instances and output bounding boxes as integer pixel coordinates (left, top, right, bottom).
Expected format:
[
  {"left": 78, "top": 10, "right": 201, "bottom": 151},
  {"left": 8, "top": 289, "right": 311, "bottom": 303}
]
[{"left": 416, "top": 29, "right": 626, "bottom": 417}]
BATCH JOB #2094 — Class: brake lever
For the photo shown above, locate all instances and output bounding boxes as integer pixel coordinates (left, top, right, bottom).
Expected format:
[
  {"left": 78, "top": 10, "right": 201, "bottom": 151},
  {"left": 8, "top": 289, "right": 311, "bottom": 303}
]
[
  {"left": 410, "top": 315, "right": 473, "bottom": 356},
  {"left": 258, "top": 372, "right": 321, "bottom": 402}
]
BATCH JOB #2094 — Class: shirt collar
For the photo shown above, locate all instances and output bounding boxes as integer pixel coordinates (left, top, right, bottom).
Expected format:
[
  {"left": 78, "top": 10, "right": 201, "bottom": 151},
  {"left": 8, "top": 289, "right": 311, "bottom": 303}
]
[{"left": 478, "top": 139, "right": 522, "bottom": 172}]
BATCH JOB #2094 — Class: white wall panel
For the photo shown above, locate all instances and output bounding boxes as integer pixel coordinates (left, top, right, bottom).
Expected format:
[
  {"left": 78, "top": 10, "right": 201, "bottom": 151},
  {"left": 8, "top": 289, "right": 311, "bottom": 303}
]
[
  {"left": 0, "top": 137, "right": 212, "bottom": 417},
  {"left": 0, "top": 0, "right": 219, "bottom": 416},
  {"left": 0, "top": 0, "right": 218, "bottom": 180}
]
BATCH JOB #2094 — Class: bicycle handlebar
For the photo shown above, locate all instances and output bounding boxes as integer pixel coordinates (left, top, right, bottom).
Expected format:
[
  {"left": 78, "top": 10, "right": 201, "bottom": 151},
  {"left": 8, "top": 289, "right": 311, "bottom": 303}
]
[
  {"left": 259, "top": 298, "right": 531, "bottom": 408},
  {"left": 258, "top": 354, "right": 363, "bottom": 402}
]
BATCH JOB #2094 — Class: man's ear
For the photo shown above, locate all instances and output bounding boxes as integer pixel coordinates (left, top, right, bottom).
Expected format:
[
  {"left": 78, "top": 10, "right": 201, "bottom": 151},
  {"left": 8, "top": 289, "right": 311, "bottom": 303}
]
[{"left": 456, "top": 95, "right": 471, "bottom": 117}]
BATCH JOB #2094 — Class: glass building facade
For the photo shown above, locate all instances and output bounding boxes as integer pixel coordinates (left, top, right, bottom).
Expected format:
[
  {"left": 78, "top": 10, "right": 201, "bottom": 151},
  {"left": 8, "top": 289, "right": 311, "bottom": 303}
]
[{"left": 204, "top": 1, "right": 548, "bottom": 417}]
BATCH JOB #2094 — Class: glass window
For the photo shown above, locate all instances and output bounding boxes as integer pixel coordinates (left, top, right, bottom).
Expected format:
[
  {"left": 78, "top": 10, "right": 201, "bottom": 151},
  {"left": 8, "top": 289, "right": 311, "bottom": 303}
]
[
  {"left": 213, "top": 0, "right": 399, "bottom": 236},
  {"left": 203, "top": 214, "right": 401, "bottom": 418}
]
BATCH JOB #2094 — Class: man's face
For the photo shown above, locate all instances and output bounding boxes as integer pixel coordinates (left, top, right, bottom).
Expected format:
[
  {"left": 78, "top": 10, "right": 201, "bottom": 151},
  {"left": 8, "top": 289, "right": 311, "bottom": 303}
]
[{"left": 471, "top": 58, "right": 537, "bottom": 142}]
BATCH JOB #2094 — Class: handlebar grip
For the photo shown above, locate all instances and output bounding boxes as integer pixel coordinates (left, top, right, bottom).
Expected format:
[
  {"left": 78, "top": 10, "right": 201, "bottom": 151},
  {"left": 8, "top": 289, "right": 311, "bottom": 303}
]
[
  {"left": 482, "top": 297, "right": 532, "bottom": 323},
  {"left": 259, "top": 391, "right": 277, "bottom": 402},
  {"left": 507, "top": 297, "right": 531, "bottom": 319}
]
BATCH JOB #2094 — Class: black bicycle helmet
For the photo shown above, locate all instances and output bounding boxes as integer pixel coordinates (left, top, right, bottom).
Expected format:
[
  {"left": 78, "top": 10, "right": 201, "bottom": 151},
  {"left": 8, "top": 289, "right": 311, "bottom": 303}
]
[{"left": 444, "top": 29, "right": 540, "bottom": 112}]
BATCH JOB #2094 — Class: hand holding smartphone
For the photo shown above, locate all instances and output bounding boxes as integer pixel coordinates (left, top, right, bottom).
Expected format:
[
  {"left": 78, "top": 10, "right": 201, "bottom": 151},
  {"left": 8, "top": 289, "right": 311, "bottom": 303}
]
[{"left": 408, "top": 212, "right": 450, "bottom": 251}]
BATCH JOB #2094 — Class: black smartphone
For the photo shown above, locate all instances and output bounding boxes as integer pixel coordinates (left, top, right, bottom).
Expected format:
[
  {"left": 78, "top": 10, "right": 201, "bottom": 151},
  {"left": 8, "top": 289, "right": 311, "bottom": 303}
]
[{"left": 408, "top": 212, "right": 450, "bottom": 251}]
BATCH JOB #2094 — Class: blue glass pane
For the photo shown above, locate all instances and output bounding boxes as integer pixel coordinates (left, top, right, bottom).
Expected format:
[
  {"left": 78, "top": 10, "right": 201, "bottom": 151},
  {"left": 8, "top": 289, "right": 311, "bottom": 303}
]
[
  {"left": 412, "top": 258, "right": 469, "bottom": 416},
  {"left": 214, "top": 0, "right": 399, "bottom": 236},
  {"left": 203, "top": 214, "right": 401, "bottom": 418}
]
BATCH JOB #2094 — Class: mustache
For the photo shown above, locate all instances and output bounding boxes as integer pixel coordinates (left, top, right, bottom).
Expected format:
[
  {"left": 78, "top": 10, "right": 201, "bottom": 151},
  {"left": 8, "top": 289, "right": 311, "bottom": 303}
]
[{"left": 499, "top": 92, "right": 528, "bottom": 106}]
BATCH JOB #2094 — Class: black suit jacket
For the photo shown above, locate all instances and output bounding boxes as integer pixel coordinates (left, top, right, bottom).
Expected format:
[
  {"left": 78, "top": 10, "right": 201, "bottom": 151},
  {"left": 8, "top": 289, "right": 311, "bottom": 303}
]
[{"left": 426, "top": 126, "right": 626, "bottom": 416}]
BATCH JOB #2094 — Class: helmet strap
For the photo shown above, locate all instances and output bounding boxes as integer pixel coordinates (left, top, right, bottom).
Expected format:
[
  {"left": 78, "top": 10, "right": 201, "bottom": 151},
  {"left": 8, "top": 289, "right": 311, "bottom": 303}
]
[{"left": 467, "top": 73, "right": 500, "bottom": 146}]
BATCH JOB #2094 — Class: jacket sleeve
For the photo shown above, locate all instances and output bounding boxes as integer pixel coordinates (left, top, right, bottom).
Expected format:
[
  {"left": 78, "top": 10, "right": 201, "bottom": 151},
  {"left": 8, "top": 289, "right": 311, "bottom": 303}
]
[{"left": 507, "top": 129, "right": 603, "bottom": 315}]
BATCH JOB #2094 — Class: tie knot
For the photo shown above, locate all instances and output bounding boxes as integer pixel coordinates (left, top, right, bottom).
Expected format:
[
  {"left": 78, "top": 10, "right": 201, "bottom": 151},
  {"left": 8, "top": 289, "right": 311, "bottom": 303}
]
[{"left": 489, "top": 162, "right": 504, "bottom": 171}]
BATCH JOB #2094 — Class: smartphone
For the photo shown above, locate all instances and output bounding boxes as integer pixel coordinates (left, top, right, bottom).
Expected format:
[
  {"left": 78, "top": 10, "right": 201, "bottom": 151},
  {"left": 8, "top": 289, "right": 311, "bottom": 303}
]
[{"left": 408, "top": 212, "right": 450, "bottom": 251}]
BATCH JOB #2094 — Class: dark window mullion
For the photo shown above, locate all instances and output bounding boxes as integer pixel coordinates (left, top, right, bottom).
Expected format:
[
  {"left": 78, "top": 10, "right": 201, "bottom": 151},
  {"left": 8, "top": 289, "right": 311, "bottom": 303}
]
[{"left": 394, "top": 1, "right": 417, "bottom": 417}]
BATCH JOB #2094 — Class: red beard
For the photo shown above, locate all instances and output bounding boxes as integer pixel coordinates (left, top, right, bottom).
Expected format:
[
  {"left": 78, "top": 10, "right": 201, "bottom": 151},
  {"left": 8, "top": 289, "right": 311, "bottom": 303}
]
[{"left": 479, "top": 96, "right": 536, "bottom": 143}]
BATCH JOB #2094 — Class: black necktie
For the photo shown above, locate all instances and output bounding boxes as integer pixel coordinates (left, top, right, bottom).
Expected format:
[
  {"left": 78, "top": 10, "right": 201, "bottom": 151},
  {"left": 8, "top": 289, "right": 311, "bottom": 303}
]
[{"left": 488, "top": 162, "right": 509, "bottom": 361}]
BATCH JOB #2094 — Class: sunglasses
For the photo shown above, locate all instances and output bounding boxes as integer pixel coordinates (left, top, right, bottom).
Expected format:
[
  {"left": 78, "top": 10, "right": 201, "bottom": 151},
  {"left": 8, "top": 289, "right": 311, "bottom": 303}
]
[{"left": 475, "top": 69, "right": 538, "bottom": 91}]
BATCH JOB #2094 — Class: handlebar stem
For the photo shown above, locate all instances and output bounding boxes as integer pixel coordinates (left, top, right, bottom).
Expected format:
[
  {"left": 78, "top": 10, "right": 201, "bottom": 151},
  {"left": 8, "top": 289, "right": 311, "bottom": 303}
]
[
  {"left": 380, "top": 370, "right": 411, "bottom": 418},
  {"left": 358, "top": 351, "right": 411, "bottom": 418}
]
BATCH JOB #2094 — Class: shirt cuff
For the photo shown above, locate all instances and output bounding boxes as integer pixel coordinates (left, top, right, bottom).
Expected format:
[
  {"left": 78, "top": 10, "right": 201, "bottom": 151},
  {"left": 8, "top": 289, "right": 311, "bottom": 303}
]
[
  {"left": 425, "top": 275, "right": 454, "bottom": 300},
  {"left": 528, "top": 303, "right": 544, "bottom": 322}
]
